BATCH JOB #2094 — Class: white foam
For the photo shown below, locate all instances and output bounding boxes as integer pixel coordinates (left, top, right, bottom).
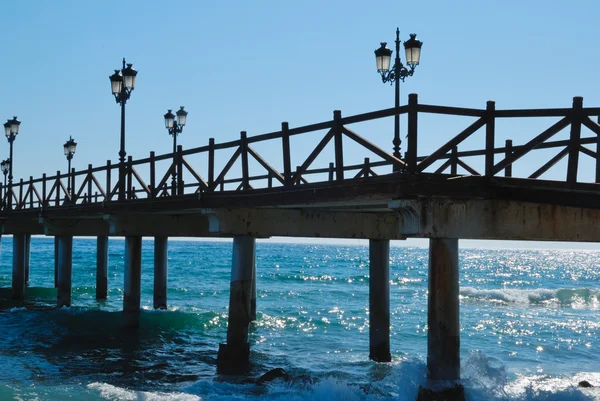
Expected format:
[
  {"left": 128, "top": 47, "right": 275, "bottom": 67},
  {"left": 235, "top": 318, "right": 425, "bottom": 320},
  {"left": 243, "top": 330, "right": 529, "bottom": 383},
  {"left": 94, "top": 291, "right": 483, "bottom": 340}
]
[
  {"left": 88, "top": 382, "right": 202, "bottom": 401},
  {"left": 460, "top": 287, "right": 600, "bottom": 308}
]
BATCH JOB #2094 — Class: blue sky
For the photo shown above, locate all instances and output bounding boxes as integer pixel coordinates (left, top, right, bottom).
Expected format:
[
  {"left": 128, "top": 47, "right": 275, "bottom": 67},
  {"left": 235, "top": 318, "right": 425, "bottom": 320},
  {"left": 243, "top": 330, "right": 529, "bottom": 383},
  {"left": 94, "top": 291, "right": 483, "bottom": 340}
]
[{"left": 2, "top": 1, "right": 600, "bottom": 248}]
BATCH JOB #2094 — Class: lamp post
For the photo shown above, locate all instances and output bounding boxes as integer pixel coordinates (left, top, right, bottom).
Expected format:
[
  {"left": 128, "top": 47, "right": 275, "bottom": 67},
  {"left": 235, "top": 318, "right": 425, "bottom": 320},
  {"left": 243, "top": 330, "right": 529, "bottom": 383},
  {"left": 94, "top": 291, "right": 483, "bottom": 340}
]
[
  {"left": 374, "top": 28, "right": 422, "bottom": 171},
  {"left": 164, "top": 107, "right": 188, "bottom": 195},
  {"left": 63, "top": 136, "right": 77, "bottom": 197},
  {"left": 4, "top": 116, "right": 21, "bottom": 209},
  {"left": 109, "top": 58, "right": 138, "bottom": 201},
  {"left": 1, "top": 159, "right": 8, "bottom": 208}
]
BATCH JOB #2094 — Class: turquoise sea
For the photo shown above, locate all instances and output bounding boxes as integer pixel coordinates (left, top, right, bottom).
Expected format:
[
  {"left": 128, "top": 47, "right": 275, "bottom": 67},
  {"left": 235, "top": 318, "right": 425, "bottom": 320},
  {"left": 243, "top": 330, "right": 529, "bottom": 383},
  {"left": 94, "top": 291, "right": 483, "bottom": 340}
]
[{"left": 0, "top": 237, "right": 598, "bottom": 400}]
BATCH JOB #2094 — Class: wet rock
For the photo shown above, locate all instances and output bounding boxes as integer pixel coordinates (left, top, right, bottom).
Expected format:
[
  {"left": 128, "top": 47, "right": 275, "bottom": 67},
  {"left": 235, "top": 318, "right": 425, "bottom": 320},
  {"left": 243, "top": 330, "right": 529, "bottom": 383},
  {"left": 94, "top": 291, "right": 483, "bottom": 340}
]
[
  {"left": 256, "top": 368, "right": 290, "bottom": 385},
  {"left": 417, "top": 384, "right": 465, "bottom": 401},
  {"left": 579, "top": 380, "right": 594, "bottom": 388}
]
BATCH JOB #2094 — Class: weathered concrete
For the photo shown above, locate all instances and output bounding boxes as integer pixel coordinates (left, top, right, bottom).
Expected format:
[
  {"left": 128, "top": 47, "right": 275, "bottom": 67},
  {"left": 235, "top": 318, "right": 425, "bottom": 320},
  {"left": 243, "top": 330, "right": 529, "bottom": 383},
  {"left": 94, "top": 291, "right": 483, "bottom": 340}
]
[
  {"left": 54, "top": 237, "right": 59, "bottom": 288},
  {"left": 427, "top": 238, "right": 460, "bottom": 381},
  {"left": 57, "top": 236, "right": 73, "bottom": 308},
  {"left": 12, "top": 234, "right": 26, "bottom": 300},
  {"left": 107, "top": 214, "right": 210, "bottom": 237},
  {"left": 153, "top": 236, "right": 168, "bottom": 309},
  {"left": 208, "top": 209, "right": 405, "bottom": 239},
  {"left": 96, "top": 236, "right": 109, "bottom": 299},
  {"left": 369, "top": 239, "right": 391, "bottom": 362},
  {"left": 24, "top": 234, "right": 31, "bottom": 284},
  {"left": 217, "top": 236, "right": 256, "bottom": 373},
  {"left": 250, "top": 249, "right": 257, "bottom": 321},
  {"left": 3, "top": 219, "right": 44, "bottom": 235},
  {"left": 42, "top": 218, "right": 109, "bottom": 237},
  {"left": 123, "top": 236, "right": 142, "bottom": 328},
  {"left": 391, "top": 198, "right": 600, "bottom": 242}
]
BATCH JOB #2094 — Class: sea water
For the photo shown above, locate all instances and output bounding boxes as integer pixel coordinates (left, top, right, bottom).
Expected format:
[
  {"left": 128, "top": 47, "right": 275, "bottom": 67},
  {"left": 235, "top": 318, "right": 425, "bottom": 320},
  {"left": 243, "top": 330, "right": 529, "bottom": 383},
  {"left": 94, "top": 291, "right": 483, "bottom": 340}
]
[{"left": 0, "top": 237, "right": 598, "bottom": 401}]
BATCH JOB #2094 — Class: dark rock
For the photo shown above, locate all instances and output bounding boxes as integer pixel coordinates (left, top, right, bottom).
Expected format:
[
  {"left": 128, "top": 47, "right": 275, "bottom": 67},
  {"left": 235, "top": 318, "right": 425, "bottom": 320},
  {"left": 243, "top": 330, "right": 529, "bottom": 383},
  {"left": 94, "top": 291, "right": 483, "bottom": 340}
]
[
  {"left": 256, "top": 368, "right": 290, "bottom": 385},
  {"left": 579, "top": 380, "right": 594, "bottom": 388},
  {"left": 417, "top": 384, "right": 465, "bottom": 401}
]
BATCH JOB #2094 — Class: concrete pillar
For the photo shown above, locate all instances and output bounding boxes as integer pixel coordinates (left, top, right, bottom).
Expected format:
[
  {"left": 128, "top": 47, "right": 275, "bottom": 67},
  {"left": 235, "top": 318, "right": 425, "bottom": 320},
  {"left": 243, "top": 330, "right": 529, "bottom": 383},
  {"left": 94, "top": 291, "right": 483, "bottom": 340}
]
[
  {"left": 250, "top": 251, "right": 257, "bottom": 321},
  {"left": 96, "top": 236, "right": 109, "bottom": 299},
  {"left": 54, "top": 237, "right": 59, "bottom": 288},
  {"left": 12, "top": 234, "right": 26, "bottom": 300},
  {"left": 369, "top": 239, "right": 391, "bottom": 362},
  {"left": 427, "top": 238, "right": 460, "bottom": 381},
  {"left": 123, "top": 236, "right": 142, "bottom": 328},
  {"left": 24, "top": 234, "right": 31, "bottom": 284},
  {"left": 153, "top": 236, "right": 168, "bottom": 309},
  {"left": 217, "top": 236, "right": 255, "bottom": 373},
  {"left": 57, "top": 236, "right": 73, "bottom": 308}
]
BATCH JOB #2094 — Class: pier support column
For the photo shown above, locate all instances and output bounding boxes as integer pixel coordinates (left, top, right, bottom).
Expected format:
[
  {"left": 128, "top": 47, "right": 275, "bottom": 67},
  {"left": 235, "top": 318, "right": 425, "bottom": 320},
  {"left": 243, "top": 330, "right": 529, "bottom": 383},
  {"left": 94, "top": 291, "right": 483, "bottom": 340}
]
[
  {"left": 96, "top": 236, "right": 108, "bottom": 299},
  {"left": 54, "top": 237, "right": 59, "bottom": 288},
  {"left": 12, "top": 234, "right": 26, "bottom": 300},
  {"left": 153, "top": 236, "right": 168, "bottom": 309},
  {"left": 123, "top": 236, "right": 142, "bottom": 328},
  {"left": 57, "top": 236, "right": 73, "bottom": 308},
  {"left": 250, "top": 251, "right": 257, "bottom": 321},
  {"left": 24, "top": 234, "right": 31, "bottom": 284},
  {"left": 217, "top": 236, "right": 255, "bottom": 373},
  {"left": 369, "top": 239, "right": 391, "bottom": 362},
  {"left": 417, "top": 238, "right": 464, "bottom": 401}
]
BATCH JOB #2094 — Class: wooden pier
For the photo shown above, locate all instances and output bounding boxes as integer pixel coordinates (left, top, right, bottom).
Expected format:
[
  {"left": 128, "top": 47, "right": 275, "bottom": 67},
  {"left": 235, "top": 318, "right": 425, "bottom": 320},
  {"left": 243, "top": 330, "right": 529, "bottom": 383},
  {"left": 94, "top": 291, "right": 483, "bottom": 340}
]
[{"left": 2, "top": 94, "right": 600, "bottom": 398}]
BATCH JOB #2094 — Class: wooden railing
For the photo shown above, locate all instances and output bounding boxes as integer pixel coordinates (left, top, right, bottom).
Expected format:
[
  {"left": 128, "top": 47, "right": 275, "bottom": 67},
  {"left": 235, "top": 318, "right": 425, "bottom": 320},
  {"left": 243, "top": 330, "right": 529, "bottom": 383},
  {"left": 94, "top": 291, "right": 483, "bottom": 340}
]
[{"left": 2, "top": 94, "right": 600, "bottom": 212}]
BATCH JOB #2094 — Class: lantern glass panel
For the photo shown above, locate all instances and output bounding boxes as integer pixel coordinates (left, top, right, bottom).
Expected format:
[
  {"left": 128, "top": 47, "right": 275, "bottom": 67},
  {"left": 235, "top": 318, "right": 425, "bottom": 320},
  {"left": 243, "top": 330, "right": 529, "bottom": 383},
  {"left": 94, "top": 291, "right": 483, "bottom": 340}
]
[
  {"left": 176, "top": 108, "right": 187, "bottom": 126},
  {"left": 405, "top": 47, "right": 421, "bottom": 66}
]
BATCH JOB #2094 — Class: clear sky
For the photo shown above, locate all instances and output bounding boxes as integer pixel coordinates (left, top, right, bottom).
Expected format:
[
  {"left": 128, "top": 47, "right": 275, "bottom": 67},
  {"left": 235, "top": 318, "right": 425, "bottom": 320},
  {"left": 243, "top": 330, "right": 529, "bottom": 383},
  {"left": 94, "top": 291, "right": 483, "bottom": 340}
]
[{"left": 1, "top": 1, "right": 600, "bottom": 248}]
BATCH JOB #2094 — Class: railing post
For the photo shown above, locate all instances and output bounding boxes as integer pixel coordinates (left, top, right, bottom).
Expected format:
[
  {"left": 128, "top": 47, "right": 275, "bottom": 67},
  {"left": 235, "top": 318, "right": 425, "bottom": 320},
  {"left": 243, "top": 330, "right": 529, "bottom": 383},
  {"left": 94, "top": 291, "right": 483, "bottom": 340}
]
[
  {"left": 485, "top": 100, "right": 496, "bottom": 176},
  {"left": 240, "top": 131, "right": 249, "bottom": 190},
  {"left": 267, "top": 171, "right": 273, "bottom": 188},
  {"left": 328, "top": 162, "right": 334, "bottom": 181},
  {"left": 451, "top": 146, "right": 458, "bottom": 175},
  {"left": 363, "top": 157, "right": 370, "bottom": 178},
  {"left": 333, "top": 110, "right": 344, "bottom": 180},
  {"left": 42, "top": 173, "right": 47, "bottom": 207},
  {"left": 281, "top": 122, "right": 292, "bottom": 187},
  {"left": 208, "top": 138, "right": 215, "bottom": 191},
  {"left": 87, "top": 164, "right": 93, "bottom": 203},
  {"left": 407, "top": 93, "right": 418, "bottom": 173},
  {"left": 567, "top": 96, "right": 583, "bottom": 184},
  {"left": 29, "top": 176, "right": 34, "bottom": 209},
  {"left": 106, "top": 160, "right": 111, "bottom": 202},
  {"left": 127, "top": 156, "right": 133, "bottom": 200},
  {"left": 505, "top": 140, "right": 513, "bottom": 178},
  {"left": 149, "top": 151, "right": 156, "bottom": 199},
  {"left": 596, "top": 116, "right": 600, "bottom": 183},
  {"left": 18, "top": 178, "right": 23, "bottom": 209},
  {"left": 177, "top": 145, "right": 184, "bottom": 195},
  {"left": 295, "top": 166, "right": 302, "bottom": 184},
  {"left": 71, "top": 168, "right": 76, "bottom": 202},
  {"left": 55, "top": 171, "right": 61, "bottom": 207}
]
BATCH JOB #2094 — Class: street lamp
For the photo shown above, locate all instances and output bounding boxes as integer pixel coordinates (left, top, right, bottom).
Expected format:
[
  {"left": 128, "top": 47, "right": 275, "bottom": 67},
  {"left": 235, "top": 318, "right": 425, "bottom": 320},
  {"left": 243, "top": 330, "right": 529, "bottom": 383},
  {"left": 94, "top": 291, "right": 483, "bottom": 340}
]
[
  {"left": 164, "top": 107, "right": 188, "bottom": 195},
  {"left": 109, "top": 58, "right": 138, "bottom": 200},
  {"left": 1, "top": 159, "right": 9, "bottom": 208},
  {"left": 63, "top": 136, "right": 77, "bottom": 197},
  {"left": 374, "top": 28, "right": 422, "bottom": 170},
  {"left": 4, "top": 116, "right": 20, "bottom": 209}
]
